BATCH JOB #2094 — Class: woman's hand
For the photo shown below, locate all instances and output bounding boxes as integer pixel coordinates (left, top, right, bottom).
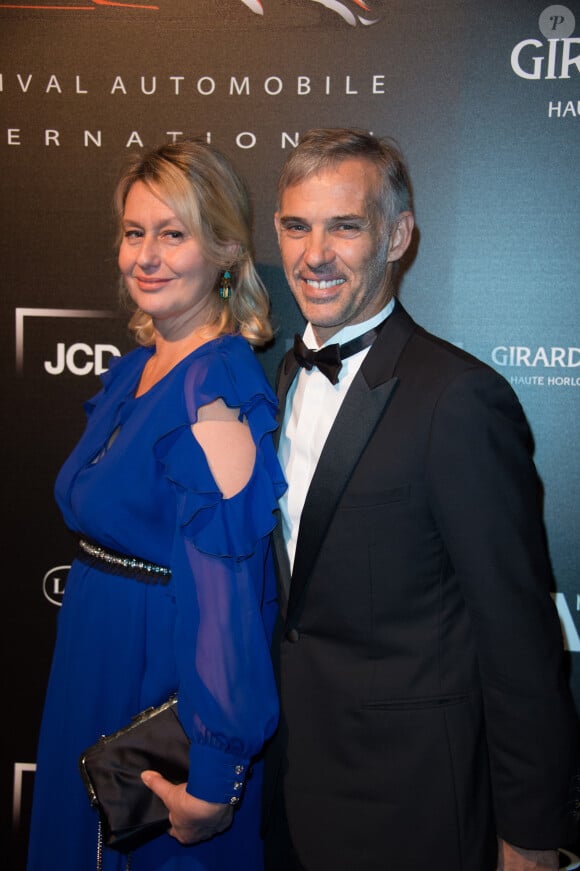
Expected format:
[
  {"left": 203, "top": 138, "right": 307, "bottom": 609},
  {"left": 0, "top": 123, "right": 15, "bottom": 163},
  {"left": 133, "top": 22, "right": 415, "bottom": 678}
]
[
  {"left": 496, "top": 840, "right": 559, "bottom": 871},
  {"left": 141, "top": 770, "right": 234, "bottom": 845}
]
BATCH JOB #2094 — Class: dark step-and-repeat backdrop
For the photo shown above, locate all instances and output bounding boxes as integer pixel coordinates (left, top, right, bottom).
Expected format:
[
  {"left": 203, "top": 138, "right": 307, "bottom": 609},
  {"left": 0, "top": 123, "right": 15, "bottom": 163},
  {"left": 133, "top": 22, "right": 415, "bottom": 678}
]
[{"left": 1, "top": 1, "right": 578, "bottom": 867}]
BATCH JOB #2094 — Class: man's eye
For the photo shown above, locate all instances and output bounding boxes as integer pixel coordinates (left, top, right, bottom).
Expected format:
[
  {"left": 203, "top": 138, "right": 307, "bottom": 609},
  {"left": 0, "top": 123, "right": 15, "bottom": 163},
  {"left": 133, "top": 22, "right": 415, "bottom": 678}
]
[
  {"left": 284, "top": 224, "right": 308, "bottom": 234},
  {"left": 335, "top": 223, "right": 361, "bottom": 233}
]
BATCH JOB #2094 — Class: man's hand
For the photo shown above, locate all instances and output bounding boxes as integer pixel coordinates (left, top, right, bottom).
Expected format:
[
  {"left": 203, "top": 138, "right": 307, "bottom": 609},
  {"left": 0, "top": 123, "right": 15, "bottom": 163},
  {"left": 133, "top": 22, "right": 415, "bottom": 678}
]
[
  {"left": 141, "top": 770, "right": 234, "bottom": 845},
  {"left": 497, "top": 839, "right": 559, "bottom": 871}
]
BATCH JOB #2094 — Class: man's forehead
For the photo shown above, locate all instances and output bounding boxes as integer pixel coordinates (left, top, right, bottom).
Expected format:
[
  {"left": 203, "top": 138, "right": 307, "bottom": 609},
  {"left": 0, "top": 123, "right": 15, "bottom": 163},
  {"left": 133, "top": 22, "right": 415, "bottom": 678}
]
[{"left": 280, "top": 159, "right": 377, "bottom": 214}]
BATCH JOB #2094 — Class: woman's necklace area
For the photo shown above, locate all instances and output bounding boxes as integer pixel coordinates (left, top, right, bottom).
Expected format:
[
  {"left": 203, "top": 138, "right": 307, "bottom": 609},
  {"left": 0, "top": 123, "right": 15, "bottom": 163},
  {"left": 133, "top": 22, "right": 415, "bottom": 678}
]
[{"left": 135, "top": 331, "right": 218, "bottom": 397}]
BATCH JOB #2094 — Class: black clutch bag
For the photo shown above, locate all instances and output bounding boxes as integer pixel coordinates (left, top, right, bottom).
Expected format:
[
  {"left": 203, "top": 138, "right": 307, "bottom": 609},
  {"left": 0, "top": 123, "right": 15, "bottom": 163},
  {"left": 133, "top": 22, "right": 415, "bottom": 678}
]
[{"left": 79, "top": 696, "right": 190, "bottom": 854}]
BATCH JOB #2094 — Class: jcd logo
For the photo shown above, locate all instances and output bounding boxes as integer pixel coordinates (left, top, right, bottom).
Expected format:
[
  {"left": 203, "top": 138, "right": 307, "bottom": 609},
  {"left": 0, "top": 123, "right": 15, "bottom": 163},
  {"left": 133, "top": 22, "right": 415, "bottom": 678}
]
[
  {"left": 511, "top": 4, "right": 579, "bottom": 80},
  {"left": 43, "top": 565, "right": 70, "bottom": 606},
  {"left": 15, "top": 308, "right": 126, "bottom": 375},
  {"left": 45, "top": 342, "right": 120, "bottom": 376}
]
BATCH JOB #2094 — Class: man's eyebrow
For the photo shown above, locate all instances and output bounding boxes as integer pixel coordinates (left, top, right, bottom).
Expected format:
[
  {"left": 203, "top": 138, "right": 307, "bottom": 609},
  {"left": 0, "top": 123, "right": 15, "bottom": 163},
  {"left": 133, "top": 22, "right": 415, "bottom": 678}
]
[
  {"left": 278, "top": 215, "right": 308, "bottom": 226},
  {"left": 278, "top": 213, "right": 366, "bottom": 226},
  {"left": 329, "top": 213, "right": 366, "bottom": 223}
]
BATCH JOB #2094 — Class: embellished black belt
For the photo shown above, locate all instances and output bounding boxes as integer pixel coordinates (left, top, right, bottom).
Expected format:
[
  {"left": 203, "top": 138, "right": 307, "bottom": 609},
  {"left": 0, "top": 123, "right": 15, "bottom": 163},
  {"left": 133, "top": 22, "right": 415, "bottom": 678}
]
[{"left": 76, "top": 537, "right": 171, "bottom": 585}]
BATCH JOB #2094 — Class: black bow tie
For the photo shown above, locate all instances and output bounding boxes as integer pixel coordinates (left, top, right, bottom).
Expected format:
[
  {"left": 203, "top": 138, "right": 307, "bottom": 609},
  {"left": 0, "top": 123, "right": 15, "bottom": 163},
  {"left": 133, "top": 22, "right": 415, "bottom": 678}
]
[{"left": 293, "top": 320, "right": 386, "bottom": 385}]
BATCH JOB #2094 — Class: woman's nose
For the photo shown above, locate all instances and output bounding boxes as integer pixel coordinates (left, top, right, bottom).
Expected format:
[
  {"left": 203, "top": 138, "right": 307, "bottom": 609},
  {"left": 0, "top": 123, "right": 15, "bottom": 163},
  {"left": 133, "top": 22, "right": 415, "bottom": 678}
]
[{"left": 136, "top": 235, "right": 161, "bottom": 268}]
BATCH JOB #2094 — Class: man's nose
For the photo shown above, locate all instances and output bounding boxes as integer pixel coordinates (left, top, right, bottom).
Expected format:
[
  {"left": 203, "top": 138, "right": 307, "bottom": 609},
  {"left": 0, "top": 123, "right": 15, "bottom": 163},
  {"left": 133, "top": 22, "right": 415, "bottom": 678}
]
[{"left": 304, "top": 229, "right": 333, "bottom": 268}]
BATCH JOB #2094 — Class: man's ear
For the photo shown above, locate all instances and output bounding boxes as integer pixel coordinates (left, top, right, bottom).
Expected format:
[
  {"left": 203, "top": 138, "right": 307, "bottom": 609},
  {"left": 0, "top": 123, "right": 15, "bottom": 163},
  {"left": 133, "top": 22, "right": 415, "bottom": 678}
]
[{"left": 387, "top": 212, "right": 414, "bottom": 263}]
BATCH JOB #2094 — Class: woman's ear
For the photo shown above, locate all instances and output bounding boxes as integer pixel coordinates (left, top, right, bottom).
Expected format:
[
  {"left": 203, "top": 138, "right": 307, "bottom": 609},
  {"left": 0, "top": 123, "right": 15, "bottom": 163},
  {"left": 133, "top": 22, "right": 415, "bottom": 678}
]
[{"left": 224, "top": 241, "right": 241, "bottom": 266}]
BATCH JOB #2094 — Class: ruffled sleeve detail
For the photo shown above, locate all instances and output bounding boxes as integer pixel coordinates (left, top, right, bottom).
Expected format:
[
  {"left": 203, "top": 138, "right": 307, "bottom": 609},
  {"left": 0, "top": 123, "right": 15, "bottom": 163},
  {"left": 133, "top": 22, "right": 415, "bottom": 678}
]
[
  {"left": 82, "top": 351, "right": 140, "bottom": 419},
  {"left": 149, "top": 336, "right": 283, "bottom": 801},
  {"left": 153, "top": 336, "right": 286, "bottom": 560}
]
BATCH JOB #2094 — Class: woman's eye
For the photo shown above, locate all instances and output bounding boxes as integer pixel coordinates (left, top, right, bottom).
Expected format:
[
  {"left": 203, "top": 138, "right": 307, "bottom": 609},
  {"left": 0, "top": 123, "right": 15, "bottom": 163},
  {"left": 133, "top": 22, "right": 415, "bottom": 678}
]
[
  {"left": 163, "top": 230, "right": 184, "bottom": 240},
  {"left": 124, "top": 229, "right": 143, "bottom": 239}
]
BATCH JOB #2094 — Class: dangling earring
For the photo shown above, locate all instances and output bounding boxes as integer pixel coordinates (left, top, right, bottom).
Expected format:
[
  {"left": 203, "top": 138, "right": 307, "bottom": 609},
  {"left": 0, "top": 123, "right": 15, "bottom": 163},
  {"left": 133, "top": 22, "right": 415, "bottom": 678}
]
[{"left": 219, "top": 270, "right": 232, "bottom": 300}]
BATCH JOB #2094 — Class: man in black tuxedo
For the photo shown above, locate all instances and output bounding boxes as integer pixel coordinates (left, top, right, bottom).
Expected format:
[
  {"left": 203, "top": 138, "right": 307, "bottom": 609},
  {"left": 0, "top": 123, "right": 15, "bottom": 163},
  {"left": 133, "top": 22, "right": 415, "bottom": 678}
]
[{"left": 264, "top": 128, "right": 578, "bottom": 871}]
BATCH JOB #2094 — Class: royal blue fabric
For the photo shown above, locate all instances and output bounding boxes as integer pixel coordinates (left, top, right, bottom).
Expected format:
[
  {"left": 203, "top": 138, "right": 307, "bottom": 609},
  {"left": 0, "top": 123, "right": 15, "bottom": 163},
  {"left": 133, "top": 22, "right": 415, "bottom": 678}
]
[{"left": 27, "top": 334, "right": 285, "bottom": 871}]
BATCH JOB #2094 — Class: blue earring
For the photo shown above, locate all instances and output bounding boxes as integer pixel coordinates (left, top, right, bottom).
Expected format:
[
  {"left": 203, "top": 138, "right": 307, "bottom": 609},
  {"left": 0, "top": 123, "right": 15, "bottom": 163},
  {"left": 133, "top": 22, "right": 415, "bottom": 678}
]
[{"left": 219, "top": 270, "right": 232, "bottom": 300}]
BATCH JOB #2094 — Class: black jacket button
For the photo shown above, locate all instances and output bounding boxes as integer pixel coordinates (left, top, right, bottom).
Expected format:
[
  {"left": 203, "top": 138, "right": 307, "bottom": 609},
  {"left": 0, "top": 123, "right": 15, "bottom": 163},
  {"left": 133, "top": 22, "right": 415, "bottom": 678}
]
[{"left": 286, "top": 628, "right": 300, "bottom": 643}]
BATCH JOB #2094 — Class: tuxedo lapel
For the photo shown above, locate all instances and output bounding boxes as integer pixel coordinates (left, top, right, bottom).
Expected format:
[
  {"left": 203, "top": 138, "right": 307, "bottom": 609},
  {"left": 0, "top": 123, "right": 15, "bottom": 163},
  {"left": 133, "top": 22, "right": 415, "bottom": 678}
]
[
  {"left": 272, "top": 521, "right": 292, "bottom": 616},
  {"left": 274, "top": 348, "right": 300, "bottom": 612},
  {"left": 286, "top": 301, "right": 417, "bottom": 623},
  {"left": 287, "top": 372, "right": 398, "bottom": 620},
  {"left": 275, "top": 349, "right": 300, "bottom": 449}
]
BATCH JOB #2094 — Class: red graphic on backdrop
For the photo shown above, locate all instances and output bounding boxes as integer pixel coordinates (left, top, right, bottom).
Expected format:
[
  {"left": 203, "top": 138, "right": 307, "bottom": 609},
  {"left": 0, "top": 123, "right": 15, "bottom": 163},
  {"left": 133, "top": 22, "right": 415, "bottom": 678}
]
[
  {"left": 0, "top": 0, "right": 380, "bottom": 24},
  {"left": 0, "top": 1, "right": 158, "bottom": 9}
]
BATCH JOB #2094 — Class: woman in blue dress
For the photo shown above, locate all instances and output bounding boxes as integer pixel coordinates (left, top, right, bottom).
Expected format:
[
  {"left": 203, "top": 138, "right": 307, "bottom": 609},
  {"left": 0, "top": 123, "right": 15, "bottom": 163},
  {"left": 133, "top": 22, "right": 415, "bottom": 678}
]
[{"left": 27, "top": 141, "right": 286, "bottom": 871}]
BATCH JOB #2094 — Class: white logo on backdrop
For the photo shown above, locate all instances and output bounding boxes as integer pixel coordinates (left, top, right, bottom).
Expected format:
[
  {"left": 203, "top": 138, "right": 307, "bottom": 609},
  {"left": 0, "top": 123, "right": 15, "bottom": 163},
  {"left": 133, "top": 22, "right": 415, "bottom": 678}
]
[
  {"left": 240, "top": 0, "right": 379, "bottom": 27},
  {"left": 42, "top": 566, "right": 70, "bottom": 607},
  {"left": 3, "top": 77, "right": 386, "bottom": 152},
  {"left": 491, "top": 346, "right": 580, "bottom": 367},
  {"left": 491, "top": 345, "right": 580, "bottom": 389},
  {"left": 559, "top": 848, "right": 580, "bottom": 871},
  {"left": 511, "top": 4, "right": 579, "bottom": 102},
  {"left": 15, "top": 308, "right": 120, "bottom": 375},
  {"left": 552, "top": 592, "right": 580, "bottom": 653},
  {"left": 44, "top": 342, "right": 121, "bottom": 376},
  {"left": 12, "top": 763, "right": 36, "bottom": 832}
]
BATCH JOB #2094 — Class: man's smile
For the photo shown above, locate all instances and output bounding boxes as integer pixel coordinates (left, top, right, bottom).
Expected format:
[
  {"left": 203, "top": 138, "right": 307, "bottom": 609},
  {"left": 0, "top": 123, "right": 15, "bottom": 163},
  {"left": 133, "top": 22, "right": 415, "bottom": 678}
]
[{"left": 303, "top": 278, "right": 346, "bottom": 290}]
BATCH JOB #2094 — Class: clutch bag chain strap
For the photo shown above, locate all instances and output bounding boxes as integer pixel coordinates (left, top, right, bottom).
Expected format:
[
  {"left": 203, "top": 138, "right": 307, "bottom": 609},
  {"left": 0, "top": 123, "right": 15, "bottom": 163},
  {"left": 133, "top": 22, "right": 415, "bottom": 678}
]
[{"left": 96, "top": 820, "right": 132, "bottom": 871}]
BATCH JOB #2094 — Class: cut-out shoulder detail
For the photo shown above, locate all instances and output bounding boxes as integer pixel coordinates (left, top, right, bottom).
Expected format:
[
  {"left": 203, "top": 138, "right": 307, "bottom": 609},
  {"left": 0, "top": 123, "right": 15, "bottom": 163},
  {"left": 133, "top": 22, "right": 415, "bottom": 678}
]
[
  {"left": 196, "top": 398, "right": 242, "bottom": 423},
  {"left": 192, "top": 399, "right": 256, "bottom": 499}
]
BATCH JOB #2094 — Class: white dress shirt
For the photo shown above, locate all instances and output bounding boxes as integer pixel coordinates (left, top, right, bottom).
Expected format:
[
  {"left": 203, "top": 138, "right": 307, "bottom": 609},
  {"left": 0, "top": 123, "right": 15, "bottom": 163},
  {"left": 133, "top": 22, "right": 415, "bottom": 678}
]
[{"left": 278, "top": 299, "right": 395, "bottom": 572}]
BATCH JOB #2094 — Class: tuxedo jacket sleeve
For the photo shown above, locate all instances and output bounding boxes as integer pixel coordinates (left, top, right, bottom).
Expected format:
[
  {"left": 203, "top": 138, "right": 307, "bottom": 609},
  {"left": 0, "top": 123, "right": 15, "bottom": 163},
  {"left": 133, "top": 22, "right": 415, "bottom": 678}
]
[
  {"left": 273, "top": 301, "right": 578, "bottom": 866},
  {"left": 419, "top": 358, "right": 577, "bottom": 846}
]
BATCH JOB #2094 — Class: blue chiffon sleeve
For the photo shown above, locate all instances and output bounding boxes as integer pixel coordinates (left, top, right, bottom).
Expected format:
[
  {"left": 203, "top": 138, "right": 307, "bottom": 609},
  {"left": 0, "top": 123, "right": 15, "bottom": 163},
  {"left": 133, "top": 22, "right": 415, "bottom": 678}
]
[{"left": 154, "top": 338, "right": 286, "bottom": 804}]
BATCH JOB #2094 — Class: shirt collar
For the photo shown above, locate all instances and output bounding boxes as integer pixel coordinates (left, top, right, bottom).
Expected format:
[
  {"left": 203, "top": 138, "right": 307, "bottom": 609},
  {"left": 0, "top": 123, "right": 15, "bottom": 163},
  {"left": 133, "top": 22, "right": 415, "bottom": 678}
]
[{"left": 303, "top": 298, "right": 395, "bottom": 350}]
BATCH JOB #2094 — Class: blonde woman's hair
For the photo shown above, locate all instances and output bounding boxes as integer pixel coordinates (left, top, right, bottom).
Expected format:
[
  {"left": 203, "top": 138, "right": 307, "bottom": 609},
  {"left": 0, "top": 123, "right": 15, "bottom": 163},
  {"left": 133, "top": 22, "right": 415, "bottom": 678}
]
[{"left": 114, "top": 140, "right": 273, "bottom": 347}]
